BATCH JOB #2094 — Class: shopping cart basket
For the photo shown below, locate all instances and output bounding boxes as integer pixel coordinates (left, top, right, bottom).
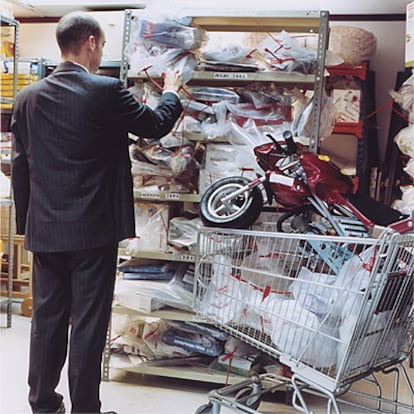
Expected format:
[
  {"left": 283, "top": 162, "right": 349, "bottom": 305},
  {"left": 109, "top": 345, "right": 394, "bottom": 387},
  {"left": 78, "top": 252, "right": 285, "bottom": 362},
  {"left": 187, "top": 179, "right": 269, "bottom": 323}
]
[{"left": 193, "top": 228, "right": 414, "bottom": 414}]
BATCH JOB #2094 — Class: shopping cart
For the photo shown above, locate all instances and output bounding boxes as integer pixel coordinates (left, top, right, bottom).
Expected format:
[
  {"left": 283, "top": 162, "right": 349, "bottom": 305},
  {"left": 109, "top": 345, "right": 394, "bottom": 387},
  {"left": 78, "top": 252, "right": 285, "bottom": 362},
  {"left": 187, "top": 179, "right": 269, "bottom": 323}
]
[{"left": 193, "top": 228, "right": 414, "bottom": 414}]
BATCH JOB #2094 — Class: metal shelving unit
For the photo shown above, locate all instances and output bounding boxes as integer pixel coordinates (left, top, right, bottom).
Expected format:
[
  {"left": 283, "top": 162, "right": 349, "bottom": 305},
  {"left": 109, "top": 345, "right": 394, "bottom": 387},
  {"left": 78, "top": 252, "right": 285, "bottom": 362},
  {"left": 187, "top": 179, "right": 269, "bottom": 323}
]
[
  {"left": 104, "top": 305, "right": 248, "bottom": 384},
  {"left": 105, "top": 8, "right": 330, "bottom": 385},
  {"left": 1, "top": 15, "right": 19, "bottom": 328},
  {"left": 324, "top": 62, "right": 379, "bottom": 194},
  {"left": 0, "top": 198, "right": 14, "bottom": 328},
  {"left": 121, "top": 8, "right": 328, "bottom": 152}
]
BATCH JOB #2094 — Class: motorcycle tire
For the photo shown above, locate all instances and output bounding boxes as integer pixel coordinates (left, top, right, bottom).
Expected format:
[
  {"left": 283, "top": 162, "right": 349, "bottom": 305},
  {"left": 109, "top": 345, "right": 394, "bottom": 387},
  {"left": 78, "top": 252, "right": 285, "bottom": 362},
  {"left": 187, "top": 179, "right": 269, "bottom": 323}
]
[{"left": 200, "top": 176, "right": 263, "bottom": 229}]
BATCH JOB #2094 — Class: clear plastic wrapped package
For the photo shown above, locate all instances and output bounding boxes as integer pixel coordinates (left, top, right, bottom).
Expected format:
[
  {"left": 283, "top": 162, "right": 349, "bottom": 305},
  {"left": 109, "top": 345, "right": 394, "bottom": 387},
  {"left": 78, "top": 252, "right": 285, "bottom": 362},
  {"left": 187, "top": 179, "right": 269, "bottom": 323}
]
[
  {"left": 257, "top": 30, "right": 317, "bottom": 74},
  {"left": 139, "top": 18, "right": 207, "bottom": 50},
  {"left": 394, "top": 125, "right": 414, "bottom": 158},
  {"left": 389, "top": 71, "right": 414, "bottom": 123}
]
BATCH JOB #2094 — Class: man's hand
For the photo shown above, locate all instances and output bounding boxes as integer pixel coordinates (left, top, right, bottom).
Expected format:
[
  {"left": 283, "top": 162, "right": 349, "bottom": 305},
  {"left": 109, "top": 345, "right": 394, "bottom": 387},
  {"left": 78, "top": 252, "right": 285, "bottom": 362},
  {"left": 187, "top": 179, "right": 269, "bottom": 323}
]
[{"left": 163, "top": 68, "right": 183, "bottom": 93}]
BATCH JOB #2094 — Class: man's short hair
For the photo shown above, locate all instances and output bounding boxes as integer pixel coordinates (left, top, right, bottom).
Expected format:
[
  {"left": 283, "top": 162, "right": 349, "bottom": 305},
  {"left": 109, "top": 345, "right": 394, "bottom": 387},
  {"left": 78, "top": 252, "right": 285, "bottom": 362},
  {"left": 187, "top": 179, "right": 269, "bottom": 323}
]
[{"left": 56, "top": 11, "right": 102, "bottom": 55}]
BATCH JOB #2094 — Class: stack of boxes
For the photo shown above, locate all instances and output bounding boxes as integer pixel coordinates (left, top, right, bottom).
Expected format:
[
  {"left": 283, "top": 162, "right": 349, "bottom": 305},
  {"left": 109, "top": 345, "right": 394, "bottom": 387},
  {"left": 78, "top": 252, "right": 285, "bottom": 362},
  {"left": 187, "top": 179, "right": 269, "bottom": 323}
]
[{"left": 1, "top": 60, "right": 39, "bottom": 110}]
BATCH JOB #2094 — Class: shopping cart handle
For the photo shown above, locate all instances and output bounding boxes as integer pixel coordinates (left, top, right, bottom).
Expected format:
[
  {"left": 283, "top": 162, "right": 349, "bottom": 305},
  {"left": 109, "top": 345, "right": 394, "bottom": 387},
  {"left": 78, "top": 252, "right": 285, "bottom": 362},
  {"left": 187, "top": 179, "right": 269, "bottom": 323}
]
[{"left": 387, "top": 216, "right": 414, "bottom": 234}]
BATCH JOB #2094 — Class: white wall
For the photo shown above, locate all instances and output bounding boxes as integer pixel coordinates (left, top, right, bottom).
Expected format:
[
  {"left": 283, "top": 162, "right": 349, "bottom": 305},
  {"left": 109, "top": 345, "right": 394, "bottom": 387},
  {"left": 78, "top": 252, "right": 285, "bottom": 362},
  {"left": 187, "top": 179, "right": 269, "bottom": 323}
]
[{"left": 19, "top": 11, "right": 125, "bottom": 61}]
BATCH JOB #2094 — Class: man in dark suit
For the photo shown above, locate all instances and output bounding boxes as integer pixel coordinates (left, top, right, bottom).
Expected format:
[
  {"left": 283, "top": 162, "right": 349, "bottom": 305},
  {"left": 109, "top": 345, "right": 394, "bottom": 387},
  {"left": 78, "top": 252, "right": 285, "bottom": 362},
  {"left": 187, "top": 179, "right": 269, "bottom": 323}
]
[{"left": 11, "top": 11, "right": 183, "bottom": 414}]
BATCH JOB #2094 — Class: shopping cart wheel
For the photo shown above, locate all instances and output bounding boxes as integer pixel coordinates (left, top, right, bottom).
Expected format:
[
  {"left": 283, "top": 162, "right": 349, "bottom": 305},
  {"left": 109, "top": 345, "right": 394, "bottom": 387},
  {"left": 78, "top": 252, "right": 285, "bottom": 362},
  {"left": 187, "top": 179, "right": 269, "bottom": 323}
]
[
  {"left": 194, "top": 402, "right": 214, "bottom": 414},
  {"left": 235, "top": 387, "right": 261, "bottom": 410}
]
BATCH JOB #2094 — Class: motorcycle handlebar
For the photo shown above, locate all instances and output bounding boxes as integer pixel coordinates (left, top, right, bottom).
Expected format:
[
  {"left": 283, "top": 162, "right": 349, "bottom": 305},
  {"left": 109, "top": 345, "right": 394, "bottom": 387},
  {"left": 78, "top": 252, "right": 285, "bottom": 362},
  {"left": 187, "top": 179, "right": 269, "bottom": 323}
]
[
  {"left": 266, "top": 131, "right": 297, "bottom": 155},
  {"left": 283, "top": 130, "right": 297, "bottom": 155},
  {"left": 266, "top": 133, "right": 286, "bottom": 153}
]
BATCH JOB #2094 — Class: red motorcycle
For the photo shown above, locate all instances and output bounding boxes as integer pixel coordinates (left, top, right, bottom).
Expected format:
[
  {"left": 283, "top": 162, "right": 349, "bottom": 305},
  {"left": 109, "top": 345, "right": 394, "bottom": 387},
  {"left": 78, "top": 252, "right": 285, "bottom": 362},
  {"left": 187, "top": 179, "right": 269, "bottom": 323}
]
[{"left": 200, "top": 131, "right": 408, "bottom": 237}]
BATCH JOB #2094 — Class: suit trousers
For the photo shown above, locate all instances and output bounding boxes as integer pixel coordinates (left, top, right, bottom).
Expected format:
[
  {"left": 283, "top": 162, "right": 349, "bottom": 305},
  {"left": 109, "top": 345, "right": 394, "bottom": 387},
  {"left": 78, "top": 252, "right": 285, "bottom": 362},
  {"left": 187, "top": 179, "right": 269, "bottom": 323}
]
[{"left": 28, "top": 244, "right": 118, "bottom": 414}]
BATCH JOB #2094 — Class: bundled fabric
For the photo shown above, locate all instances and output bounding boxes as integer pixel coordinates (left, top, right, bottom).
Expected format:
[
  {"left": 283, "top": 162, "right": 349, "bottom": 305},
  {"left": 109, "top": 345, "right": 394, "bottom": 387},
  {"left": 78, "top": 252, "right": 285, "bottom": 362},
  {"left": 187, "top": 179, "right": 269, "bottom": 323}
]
[{"left": 329, "top": 26, "right": 377, "bottom": 65}]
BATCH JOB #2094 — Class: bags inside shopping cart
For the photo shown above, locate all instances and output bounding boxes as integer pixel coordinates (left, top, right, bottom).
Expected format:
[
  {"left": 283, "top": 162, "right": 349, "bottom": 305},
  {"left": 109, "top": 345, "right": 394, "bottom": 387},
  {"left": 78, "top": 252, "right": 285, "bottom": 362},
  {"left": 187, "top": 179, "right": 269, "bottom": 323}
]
[{"left": 195, "top": 229, "right": 413, "bottom": 377}]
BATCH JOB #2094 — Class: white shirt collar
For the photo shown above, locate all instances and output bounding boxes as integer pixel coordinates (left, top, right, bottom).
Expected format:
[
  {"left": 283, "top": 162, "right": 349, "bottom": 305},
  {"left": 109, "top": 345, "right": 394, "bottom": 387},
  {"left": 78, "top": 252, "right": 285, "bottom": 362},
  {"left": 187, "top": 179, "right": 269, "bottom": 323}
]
[{"left": 71, "top": 61, "right": 89, "bottom": 73}]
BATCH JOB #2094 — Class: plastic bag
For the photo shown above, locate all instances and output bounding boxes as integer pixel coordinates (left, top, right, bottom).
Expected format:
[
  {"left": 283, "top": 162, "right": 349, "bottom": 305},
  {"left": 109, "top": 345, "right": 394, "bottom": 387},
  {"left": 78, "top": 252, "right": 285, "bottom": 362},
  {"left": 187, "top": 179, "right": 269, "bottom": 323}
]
[
  {"left": 139, "top": 18, "right": 206, "bottom": 50},
  {"left": 404, "top": 158, "right": 414, "bottom": 178},
  {"left": 292, "top": 91, "right": 336, "bottom": 141},
  {"left": 290, "top": 267, "right": 337, "bottom": 316},
  {"left": 263, "top": 297, "right": 338, "bottom": 368},
  {"left": 143, "top": 319, "right": 194, "bottom": 357},
  {"left": 125, "top": 36, "right": 198, "bottom": 83},
  {"left": 130, "top": 159, "right": 175, "bottom": 190},
  {"left": 337, "top": 295, "right": 386, "bottom": 370},
  {"left": 198, "top": 139, "right": 261, "bottom": 194},
  {"left": 168, "top": 216, "right": 203, "bottom": 251},
  {"left": 228, "top": 117, "right": 275, "bottom": 148},
  {"left": 240, "top": 252, "right": 290, "bottom": 292},
  {"left": 318, "top": 94, "right": 337, "bottom": 141},
  {"left": 392, "top": 185, "right": 414, "bottom": 214},
  {"left": 394, "top": 125, "right": 414, "bottom": 157},
  {"left": 226, "top": 102, "right": 291, "bottom": 126},
  {"left": 389, "top": 71, "right": 413, "bottom": 122},
  {"left": 199, "top": 101, "right": 231, "bottom": 139},
  {"left": 116, "top": 315, "right": 194, "bottom": 358},
  {"left": 126, "top": 202, "right": 170, "bottom": 254},
  {"left": 202, "top": 43, "right": 256, "bottom": 65},
  {"left": 200, "top": 255, "right": 246, "bottom": 324},
  {"left": 168, "top": 142, "right": 204, "bottom": 191},
  {"left": 331, "top": 245, "right": 379, "bottom": 319},
  {"left": 241, "top": 83, "right": 294, "bottom": 110},
  {"left": 190, "top": 87, "right": 240, "bottom": 104},
  {"left": 257, "top": 30, "right": 317, "bottom": 74}
]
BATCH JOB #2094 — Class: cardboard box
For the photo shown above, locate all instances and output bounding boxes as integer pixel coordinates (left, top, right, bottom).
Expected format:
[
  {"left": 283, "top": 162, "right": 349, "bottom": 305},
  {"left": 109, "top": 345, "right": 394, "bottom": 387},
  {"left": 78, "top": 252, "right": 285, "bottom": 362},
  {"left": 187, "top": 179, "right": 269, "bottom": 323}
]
[
  {"left": 116, "top": 289, "right": 165, "bottom": 313},
  {"left": 332, "top": 89, "right": 361, "bottom": 123}
]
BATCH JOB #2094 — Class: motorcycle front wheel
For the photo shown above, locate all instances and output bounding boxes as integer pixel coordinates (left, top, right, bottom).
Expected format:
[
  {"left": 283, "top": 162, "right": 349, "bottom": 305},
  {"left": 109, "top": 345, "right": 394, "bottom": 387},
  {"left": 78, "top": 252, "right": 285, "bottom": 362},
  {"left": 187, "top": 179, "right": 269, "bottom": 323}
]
[{"left": 200, "top": 176, "right": 263, "bottom": 229}]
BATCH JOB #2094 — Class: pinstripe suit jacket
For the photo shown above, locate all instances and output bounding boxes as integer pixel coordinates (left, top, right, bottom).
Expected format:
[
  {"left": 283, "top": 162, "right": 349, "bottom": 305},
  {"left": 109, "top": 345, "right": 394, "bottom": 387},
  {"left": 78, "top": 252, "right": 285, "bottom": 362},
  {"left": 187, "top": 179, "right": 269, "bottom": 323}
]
[{"left": 11, "top": 61, "right": 183, "bottom": 252}]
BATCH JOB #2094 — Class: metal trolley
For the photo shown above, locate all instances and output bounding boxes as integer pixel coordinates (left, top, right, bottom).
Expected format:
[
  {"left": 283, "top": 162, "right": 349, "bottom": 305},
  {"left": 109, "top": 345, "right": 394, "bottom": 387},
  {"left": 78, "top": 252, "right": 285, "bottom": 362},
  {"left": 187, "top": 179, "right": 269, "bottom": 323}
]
[{"left": 193, "top": 228, "right": 414, "bottom": 414}]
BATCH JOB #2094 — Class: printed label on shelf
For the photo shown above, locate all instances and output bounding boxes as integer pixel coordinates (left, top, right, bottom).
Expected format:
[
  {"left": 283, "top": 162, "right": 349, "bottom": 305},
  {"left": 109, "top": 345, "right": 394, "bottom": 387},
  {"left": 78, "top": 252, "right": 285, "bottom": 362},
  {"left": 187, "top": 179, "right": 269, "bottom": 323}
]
[
  {"left": 213, "top": 72, "right": 249, "bottom": 80},
  {"left": 139, "top": 191, "right": 161, "bottom": 199},
  {"left": 165, "top": 193, "right": 181, "bottom": 200},
  {"left": 177, "top": 254, "right": 196, "bottom": 262}
]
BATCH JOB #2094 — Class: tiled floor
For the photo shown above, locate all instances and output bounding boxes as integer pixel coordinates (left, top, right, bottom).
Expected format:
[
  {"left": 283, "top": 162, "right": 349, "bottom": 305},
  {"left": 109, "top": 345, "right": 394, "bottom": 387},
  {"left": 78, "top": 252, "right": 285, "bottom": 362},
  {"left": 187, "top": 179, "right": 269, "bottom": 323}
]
[{"left": 1, "top": 306, "right": 413, "bottom": 414}]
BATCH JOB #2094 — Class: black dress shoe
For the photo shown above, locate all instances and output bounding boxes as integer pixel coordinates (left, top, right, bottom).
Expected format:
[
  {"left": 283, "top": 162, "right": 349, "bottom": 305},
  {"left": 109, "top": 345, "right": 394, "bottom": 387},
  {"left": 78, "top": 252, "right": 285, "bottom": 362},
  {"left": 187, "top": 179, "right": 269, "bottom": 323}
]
[{"left": 101, "top": 411, "right": 117, "bottom": 414}]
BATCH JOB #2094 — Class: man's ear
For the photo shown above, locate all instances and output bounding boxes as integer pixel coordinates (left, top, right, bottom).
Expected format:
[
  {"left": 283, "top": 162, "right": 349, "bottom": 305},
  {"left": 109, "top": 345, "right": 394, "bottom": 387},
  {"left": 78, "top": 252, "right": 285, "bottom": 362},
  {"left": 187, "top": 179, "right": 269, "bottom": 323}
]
[{"left": 87, "top": 35, "right": 96, "bottom": 51}]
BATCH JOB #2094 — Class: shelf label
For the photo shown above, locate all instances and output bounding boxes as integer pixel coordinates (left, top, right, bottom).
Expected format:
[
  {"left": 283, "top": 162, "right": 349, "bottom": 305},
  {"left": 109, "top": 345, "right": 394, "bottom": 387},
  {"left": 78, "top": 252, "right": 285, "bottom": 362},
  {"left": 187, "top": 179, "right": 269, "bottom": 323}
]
[
  {"left": 165, "top": 193, "right": 181, "bottom": 200},
  {"left": 213, "top": 72, "right": 248, "bottom": 80},
  {"left": 139, "top": 191, "right": 161, "bottom": 199},
  {"left": 178, "top": 254, "right": 195, "bottom": 262}
]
